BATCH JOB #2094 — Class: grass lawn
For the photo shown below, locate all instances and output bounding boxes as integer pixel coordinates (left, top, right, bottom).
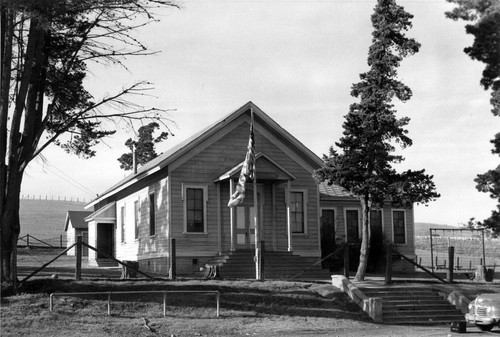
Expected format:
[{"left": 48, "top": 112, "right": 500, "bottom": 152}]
[{"left": 1, "top": 278, "right": 377, "bottom": 337}]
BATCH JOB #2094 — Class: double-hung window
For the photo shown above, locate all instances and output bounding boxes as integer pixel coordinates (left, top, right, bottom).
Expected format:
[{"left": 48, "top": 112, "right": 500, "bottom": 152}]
[
  {"left": 134, "top": 200, "right": 140, "bottom": 240},
  {"left": 392, "top": 210, "right": 406, "bottom": 244},
  {"left": 290, "top": 191, "right": 305, "bottom": 233},
  {"left": 149, "top": 193, "right": 156, "bottom": 236},
  {"left": 120, "top": 206, "right": 126, "bottom": 243},
  {"left": 184, "top": 185, "right": 207, "bottom": 233}
]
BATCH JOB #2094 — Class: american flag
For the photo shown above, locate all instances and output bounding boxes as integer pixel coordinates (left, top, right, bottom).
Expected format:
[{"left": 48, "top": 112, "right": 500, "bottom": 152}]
[{"left": 228, "top": 111, "right": 255, "bottom": 207}]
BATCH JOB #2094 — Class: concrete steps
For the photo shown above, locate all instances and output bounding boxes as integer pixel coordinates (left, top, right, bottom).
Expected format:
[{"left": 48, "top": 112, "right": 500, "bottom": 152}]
[
  {"left": 95, "top": 258, "right": 119, "bottom": 267},
  {"left": 208, "top": 250, "right": 331, "bottom": 280},
  {"left": 360, "top": 286, "right": 464, "bottom": 324}
]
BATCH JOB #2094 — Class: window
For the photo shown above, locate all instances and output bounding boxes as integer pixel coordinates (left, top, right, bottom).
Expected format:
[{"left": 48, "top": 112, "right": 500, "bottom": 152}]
[
  {"left": 291, "top": 191, "right": 304, "bottom": 233},
  {"left": 393, "top": 210, "right": 406, "bottom": 244},
  {"left": 186, "top": 187, "right": 205, "bottom": 233},
  {"left": 149, "top": 193, "right": 156, "bottom": 236},
  {"left": 345, "top": 209, "right": 360, "bottom": 243},
  {"left": 120, "top": 206, "right": 125, "bottom": 243},
  {"left": 134, "top": 200, "right": 140, "bottom": 240}
]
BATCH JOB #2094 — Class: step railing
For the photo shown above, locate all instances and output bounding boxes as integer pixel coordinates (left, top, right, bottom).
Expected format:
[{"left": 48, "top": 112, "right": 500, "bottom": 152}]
[{"left": 386, "top": 246, "right": 447, "bottom": 284}]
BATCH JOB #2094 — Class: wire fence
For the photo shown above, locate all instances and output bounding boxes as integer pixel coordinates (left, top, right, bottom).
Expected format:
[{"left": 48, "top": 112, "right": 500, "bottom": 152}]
[{"left": 18, "top": 234, "right": 67, "bottom": 248}]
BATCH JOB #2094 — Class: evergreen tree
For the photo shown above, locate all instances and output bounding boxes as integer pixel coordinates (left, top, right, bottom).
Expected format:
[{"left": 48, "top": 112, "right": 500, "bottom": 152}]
[
  {"left": 446, "top": 0, "right": 500, "bottom": 233},
  {"left": 314, "top": 0, "right": 439, "bottom": 281},
  {"left": 117, "top": 122, "right": 170, "bottom": 171}
]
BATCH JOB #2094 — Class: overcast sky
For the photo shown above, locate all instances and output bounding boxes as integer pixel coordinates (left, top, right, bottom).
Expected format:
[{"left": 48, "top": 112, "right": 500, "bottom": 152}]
[{"left": 21, "top": 0, "right": 499, "bottom": 226}]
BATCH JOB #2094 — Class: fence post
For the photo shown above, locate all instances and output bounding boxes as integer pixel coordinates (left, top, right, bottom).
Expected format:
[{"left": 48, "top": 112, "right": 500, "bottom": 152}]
[
  {"left": 75, "top": 236, "right": 82, "bottom": 280},
  {"left": 447, "top": 246, "right": 454, "bottom": 283},
  {"left": 385, "top": 244, "right": 392, "bottom": 285},
  {"left": 27, "top": 234, "right": 30, "bottom": 248},
  {"left": 343, "top": 244, "right": 350, "bottom": 279},
  {"left": 259, "top": 240, "right": 265, "bottom": 281},
  {"left": 169, "top": 238, "right": 176, "bottom": 280}
]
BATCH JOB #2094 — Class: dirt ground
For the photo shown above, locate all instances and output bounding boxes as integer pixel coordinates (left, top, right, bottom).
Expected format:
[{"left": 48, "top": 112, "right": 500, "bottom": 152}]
[{"left": 3, "top": 248, "right": 500, "bottom": 336}]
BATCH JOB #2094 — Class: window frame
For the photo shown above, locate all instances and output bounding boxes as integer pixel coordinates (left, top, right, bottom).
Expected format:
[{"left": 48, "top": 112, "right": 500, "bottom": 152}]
[
  {"left": 392, "top": 209, "right": 407, "bottom": 244},
  {"left": 183, "top": 184, "right": 208, "bottom": 234},
  {"left": 120, "top": 205, "right": 126, "bottom": 244},
  {"left": 134, "top": 199, "right": 140, "bottom": 240},
  {"left": 344, "top": 207, "right": 361, "bottom": 244},
  {"left": 290, "top": 189, "right": 308, "bottom": 234},
  {"left": 149, "top": 192, "right": 156, "bottom": 237}
]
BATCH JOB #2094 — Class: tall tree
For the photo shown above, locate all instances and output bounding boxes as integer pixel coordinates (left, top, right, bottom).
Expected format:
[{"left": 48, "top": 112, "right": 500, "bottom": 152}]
[
  {"left": 0, "top": 0, "right": 177, "bottom": 287},
  {"left": 446, "top": 0, "right": 500, "bottom": 233},
  {"left": 314, "top": 0, "right": 439, "bottom": 281},
  {"left": 117, "top": 122, "right": 169, "bottom": 171}
]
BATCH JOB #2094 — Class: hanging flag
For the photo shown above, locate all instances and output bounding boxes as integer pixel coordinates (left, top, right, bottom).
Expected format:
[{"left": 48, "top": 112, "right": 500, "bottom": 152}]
[{"left": 228, "top": 111, "right": 255, "bottom": 207}]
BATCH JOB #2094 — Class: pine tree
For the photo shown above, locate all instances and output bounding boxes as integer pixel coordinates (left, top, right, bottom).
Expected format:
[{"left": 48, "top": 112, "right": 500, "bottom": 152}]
[
  {"left": 314, "top": 0, "right": 439, "bottom": 281},
  {"left": 117, "top": 122, "right": 170, "bottom": 171}
]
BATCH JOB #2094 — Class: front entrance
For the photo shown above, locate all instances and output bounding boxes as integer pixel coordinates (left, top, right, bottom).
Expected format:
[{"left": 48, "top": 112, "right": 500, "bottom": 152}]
[
  {"left": 320, "top": 209, "right": 336, "bottom": 269},
  {"left": 233, "top": 185, "right": 264, "bottom": 249},
  {"left": 235, "top": 206, "right": 256, "bottom": 247},
  {"left": 96, "top": 223, "right": 114, "bottom": 258}
]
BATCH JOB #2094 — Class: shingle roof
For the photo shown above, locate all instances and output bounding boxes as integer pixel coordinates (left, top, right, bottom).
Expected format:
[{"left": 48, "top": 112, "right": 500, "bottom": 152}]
[
  {"left": 318, "top": 181, "right": 356, "bottom": 200},
  {"left": 64, "top": 211, "right": 92, "bottom": 231}
]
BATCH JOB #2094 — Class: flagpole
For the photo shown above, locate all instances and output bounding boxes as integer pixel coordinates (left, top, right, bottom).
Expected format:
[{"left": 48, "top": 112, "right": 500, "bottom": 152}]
[{"left": 251, "top": 109, "right": 260, "bottom": 280}]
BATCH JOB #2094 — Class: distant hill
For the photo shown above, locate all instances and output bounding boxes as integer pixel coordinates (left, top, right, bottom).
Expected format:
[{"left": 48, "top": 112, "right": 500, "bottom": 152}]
[
  {"left": 414, "top": 222, "right": 461, "bottom": 237},
  {"left": 19, "top": 199, "right": 87, "bottom": 239}
]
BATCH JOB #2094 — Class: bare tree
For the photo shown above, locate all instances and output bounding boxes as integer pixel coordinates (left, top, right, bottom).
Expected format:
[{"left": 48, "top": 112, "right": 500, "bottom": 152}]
[{"left": 0, "top": 0, "right": 178, "bottom": 288}]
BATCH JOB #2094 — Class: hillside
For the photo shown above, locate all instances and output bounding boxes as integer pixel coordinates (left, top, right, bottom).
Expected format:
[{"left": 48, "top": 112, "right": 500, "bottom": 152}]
[
  {"left": 19, "top": 199, "right": 87, "bottom": 239},
  {"left": 414, "top": 222, "right": 460, "bottom": 237}
]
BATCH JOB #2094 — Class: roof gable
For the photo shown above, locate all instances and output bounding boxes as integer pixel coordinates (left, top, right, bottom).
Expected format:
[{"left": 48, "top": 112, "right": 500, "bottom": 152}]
[
  {"left": 64, "top": 211, "right": 92, "bottom": 231},
  {"left": 87, "top": 101, "right": 323, "bottom": 208}
]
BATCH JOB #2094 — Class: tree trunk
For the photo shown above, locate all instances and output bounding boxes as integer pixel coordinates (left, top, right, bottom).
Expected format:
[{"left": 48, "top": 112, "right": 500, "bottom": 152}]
[
  {"left": 354, "top": 196, "right": 371, "bottom": 281},
  {"left": 0, "top": 176, "right": 22, "bottom": 287}
]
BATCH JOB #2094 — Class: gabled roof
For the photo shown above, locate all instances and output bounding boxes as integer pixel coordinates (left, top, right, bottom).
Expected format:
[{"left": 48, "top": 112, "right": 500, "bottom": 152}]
[
  {"left": 214, "top": 153, "right": 296, "bottom": 183},
  {"left": 64, "top": 211, "right": 92, "bottom": 231},
  {"left": 86, "top": 101, "right": 323, "bottom": 209},
  {"left": 85, "top": 202, "right": 116, "bottom": 221}
]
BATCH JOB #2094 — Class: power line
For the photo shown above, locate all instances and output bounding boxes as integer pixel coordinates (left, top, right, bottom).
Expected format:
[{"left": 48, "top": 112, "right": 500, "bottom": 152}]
[{"left": 34, "top": 161, "right": 96, "bottom": 197}]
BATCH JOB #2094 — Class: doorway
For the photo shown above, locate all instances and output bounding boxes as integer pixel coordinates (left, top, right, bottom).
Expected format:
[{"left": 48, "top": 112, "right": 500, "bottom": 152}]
[
  {"left": 320, "top": 209, "right": 336, "bottom": 269},
  {"left": 233, "top": 184, "right": 264, "bottom": 249},
  {"left": 235, "top": 206, "right": 256, "bottom": 247},
  {"left": 96, "top": 223, "right": 114, "bottom": 258}
]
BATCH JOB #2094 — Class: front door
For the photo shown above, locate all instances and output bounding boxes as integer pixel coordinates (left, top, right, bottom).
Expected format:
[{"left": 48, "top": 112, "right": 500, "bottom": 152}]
[
  {"left": 96, "top": 223, "right": 114, "bottom": 258},
  {"left": 235, "top": 206, "right": 256, "bottom": 247},
  {"left": 320, "top": 209, "right": 336, "bottom": 269},
  {"left": 234, "top": 184, "right": 264, "bottom": 248}
]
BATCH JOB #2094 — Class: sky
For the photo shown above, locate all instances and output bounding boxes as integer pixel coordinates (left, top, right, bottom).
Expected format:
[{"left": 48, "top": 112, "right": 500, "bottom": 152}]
[{"left": 21, "top": 0, "right": 499, "bottom": 227}]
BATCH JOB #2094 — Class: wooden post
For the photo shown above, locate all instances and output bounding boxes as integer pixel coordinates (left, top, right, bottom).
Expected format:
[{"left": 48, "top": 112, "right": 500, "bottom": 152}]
[
  {"left": 169, "top": 238, "right": 176, "bottom": 280},
  {"left": 75, "top": 236, "right": 82, "bottom": 280},
  {"left": 259, "top": 240, "right": 265, "bottom": 281},
  {"left": 385, "top": 244, "right": 392, "bottom": 285},
  {"left": 343, "top": 244, "right": 349, "bottom": 279},
  {"left": 447, "top": 246, "right": 454, "bottom": 283},
  {"left": 27, "top": 234, "right": 30, "bottom": 248}
]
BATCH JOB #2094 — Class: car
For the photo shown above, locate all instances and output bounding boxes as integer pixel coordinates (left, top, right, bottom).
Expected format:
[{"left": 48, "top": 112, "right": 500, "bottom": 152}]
[{"left": 465, "top": 293, "right": 500, "bottom": 331}]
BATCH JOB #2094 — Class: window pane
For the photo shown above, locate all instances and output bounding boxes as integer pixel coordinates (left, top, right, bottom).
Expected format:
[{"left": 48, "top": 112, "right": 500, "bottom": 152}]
[
  {"left": 291, "top": 192, "right": 304, "bottom": 233},
  {"left": 149, "top": 193, "right": 155, "bottom": 236},
  {"left": 186, "top": 188, "right": 204, "bottom": 233},
  {"left": 346, "top": 210, "right": 359, "bottom": 243},
  {"left": 393, "top": 211, "right": 405, "bottom": 244}
]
